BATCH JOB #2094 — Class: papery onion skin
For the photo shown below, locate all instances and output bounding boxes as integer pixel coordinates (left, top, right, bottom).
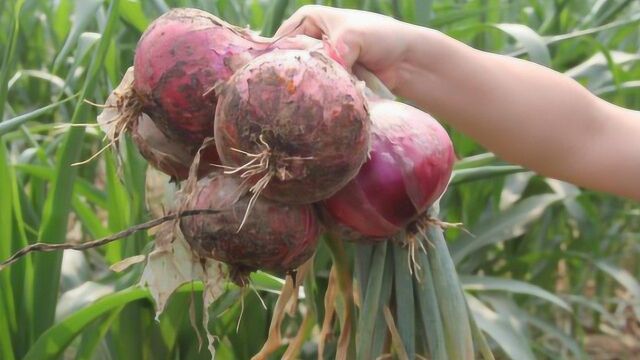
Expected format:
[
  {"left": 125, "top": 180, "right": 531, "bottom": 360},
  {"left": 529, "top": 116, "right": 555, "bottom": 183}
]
[
  {"left": 214, "top": 49, "right": 370, "bottom": 204},
  {"left": 180, "top": 173, "right": 320, "bottom": 276},
  {"left": 131, "top": 114, "right": 220, "bottom": 180},
  {"left": 323, "top": 99, "right": 455, "bottom": 238},
  {"left": 98, "top": 66, "right": 219, "bottom": 181}
]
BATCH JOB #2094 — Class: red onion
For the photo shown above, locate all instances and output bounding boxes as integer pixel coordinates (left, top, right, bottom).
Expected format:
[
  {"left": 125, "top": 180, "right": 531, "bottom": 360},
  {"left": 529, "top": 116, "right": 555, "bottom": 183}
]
[
  {"left": 214, "top": 49, "right": 371, "bottom": 204},
  {"left": 133, "top": 8, "right": 269, "bottom": 145},
  {"left": 180, "top": 172, "right": 320, "bottom": 282},
  {"left": 323, "top": 98, "right": 455, "bottom": 238}
]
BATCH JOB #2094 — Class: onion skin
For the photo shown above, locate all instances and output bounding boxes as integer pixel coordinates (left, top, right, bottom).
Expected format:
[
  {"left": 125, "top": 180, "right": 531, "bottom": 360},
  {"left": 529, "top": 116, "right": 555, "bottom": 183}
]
[
  {"left": 180, "top": 173, "right": 319, "bottom": 276},
  {"left": 131, "top": 114, "right": 219, "bottom": 180},
  {"left": 134, "top": 8, "right": 268, "bottom": 145},
  {"left": 323, "top": 99, "right": 455, "bottom": 238},
  {"left": 98, "top": 66, "right": 219, "bottom": 180},
  {"left": 214, "top": 49, "right": 370, "bottom": 204}
]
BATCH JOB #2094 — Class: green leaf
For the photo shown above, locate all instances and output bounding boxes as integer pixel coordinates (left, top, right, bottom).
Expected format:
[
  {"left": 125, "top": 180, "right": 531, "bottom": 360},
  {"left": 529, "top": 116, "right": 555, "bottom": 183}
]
[
  {"left": 466, "top": 298, "right": 495, "bottom": 360},
  {"left": 0, "top": 2, "right": 26, "bottom": 356},
  {"left": 594, "top": 80, "right": 640, "bottom": 96},
  {"left": 499, "top": 172, "right": 535, "bottom": 210},
  {"left": 516, "top": 308, "right": 587, "bottom": 358},
  {"left": 354, "top": 242, "right": 374, "bottom": 298},
  {"left": 14, "top": 164, "right": 107, "bottom": 212},
  {"left": 509, "top": 13, "right": 640, "bottom": 58},
  {"left": 451, "top": 194, "right": 563, "bottom": 264},
  {"left": 52, "top": 0, "right": 103, "bottom": 72},
  {"left": 0, "top": 95, "right": 78, "bottom": 136},
  {"left": 0, "top": 146, "right": 16, "bottom": 360},
  {"left": 356, "top": 241, "right": 387, "bottom": 360},
  {"left": 103, "top": 151, "right": 131, "bottom": 263},
  {"left": 565, "top": 294, "right": 621, "bottom": 326},
  {"left": 493, "top": 23, "right": 551, "bottom": 66},
  {"left": 415, "top": 0, "right": 433, "bottom": 26},
  {"left": 392, "top": 244, "right": 415, "bottom": 358},
  {"left": 261, "top": 0, "right": 288, "bottom": 36},
  {"left": 72, "top": 197, "right": 110, "bottom": 241},
  {"left": 482, "top": 295, "right": 584, "bottom": 358},
  {"left": 0, "top": 0, "right": 25, "bottom": 121},
  {"left": 52, "top": 0, "right": 72, "bottom": 42},
  {"left": 593, "top": 260, "right": 640, "bottom": 318},
  {"left": 25, "top": 280, "right": 263, "bottom": 360},
  {"left": 426, "top": 224, "right": 474, "bottom": 359},
  {"left": 467, "top": 295, "right": 535, "bottom": 360},
  {"left": 119, "top": 0, "right": 149, "bottom": 33},
  {"left": 74, "top": 305, "right": 123, "bottom": 360},
  {"left": 461, "top": 275, "right": 572, "bottom": 311},
  {"left": 251, "top": 271, "right": 286, "bottom": 294},
  {"left": 451, "top": 165, "right": 527, "bottom": 185},
  {"left": 370, "top": 247, "right": 393, "bottom": 358},
  {"left": 413, "top": 249, "right": 446, "bottom": 359},
  {"left": 24, "top": 287, "right": 147, "bottom": 360},
  {"left": 454, "top": 152, "right": 498, "bottom": 170},
  {"left": 32, "top": 0, "right": 121, "bottom": 339}
]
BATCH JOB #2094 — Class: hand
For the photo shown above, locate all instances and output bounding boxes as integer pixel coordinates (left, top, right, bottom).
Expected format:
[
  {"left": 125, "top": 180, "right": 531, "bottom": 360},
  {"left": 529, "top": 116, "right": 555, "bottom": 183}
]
[{"left": 275, "top": 5, "right": 417, "bottom": 90}]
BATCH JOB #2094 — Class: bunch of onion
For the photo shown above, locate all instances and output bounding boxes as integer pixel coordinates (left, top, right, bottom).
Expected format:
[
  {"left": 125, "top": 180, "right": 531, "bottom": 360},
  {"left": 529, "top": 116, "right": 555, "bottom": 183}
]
[{"left": 94, "top": 7, "right": 457, "bottom": 360}]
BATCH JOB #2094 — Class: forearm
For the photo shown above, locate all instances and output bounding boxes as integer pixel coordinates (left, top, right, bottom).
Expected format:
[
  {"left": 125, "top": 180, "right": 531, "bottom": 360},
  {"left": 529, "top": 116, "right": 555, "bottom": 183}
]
[{"left": 395, "top": 27, "right": 640, "bottom": 200}]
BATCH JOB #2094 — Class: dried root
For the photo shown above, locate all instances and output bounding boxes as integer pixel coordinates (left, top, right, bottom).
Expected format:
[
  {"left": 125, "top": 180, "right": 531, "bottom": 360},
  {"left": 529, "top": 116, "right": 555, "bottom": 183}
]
[
  {"left": 404, "top": 229, "right": 428, "bottom": 280},
  {"left": 403, "top": 214, "right": 472, "bottom": 280},
  {"left": 73, "top": 67, "right": 142, "bottom": 166},
  {"left": 214, "top": 135, "right": 272, "bottom": 231},
  {"left": 250, "top": 259, "right": 312, "bottom": 360},
  {"left": 426, "top": 217, "right": 474, "bottom": 237},
  {"left": 318, "top": 266, "right": 338, "bottom": 359}
]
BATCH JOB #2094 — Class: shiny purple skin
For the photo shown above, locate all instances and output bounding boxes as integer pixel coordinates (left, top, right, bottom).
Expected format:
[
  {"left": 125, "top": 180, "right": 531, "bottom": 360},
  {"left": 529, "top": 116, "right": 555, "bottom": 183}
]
[
  {"left": 180, "top": 173, "right": 320, "bottom": 275},
  {"left": 134, "top": 8, "right": 269, "bottom": 145},
  {"left": 323, "top": 99, "right": 455, "bottom": 238}
]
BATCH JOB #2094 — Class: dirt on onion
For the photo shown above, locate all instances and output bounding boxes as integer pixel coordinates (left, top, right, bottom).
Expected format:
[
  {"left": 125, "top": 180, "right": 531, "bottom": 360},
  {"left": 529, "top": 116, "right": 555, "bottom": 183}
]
[
  {"left": 214, "top": 49, "right": 371, "bottom": 205},
  {"left": 179, "top": 172, "right": 320, "bottom": 284},
  {"left": 98, "top": 67, "right": 218, "bottom": 181},
  {"left": 133, "top": 8, "right": 271, "bottom": 145}
]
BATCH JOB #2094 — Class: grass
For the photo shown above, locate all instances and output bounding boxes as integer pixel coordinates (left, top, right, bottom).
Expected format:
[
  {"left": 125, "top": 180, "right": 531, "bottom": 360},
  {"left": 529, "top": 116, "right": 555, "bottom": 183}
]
[{"left": 1, "top": 0, "right": 639, "bottom": 359}]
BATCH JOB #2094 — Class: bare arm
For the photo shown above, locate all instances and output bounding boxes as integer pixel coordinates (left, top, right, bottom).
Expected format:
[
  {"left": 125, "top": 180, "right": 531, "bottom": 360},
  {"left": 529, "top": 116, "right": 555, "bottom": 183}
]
[
  {"left": 276, "top": 6, "right": 640, "bottom": 200},
  {"left": 397, "top": 27, "right": 640, "bottom": 200}
]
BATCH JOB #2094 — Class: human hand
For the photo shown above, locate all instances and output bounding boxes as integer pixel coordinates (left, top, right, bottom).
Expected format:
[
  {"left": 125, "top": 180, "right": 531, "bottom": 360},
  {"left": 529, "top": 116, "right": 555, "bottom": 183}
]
[{"left": 275, "top": 5, "right": 417, "bottom": 90}]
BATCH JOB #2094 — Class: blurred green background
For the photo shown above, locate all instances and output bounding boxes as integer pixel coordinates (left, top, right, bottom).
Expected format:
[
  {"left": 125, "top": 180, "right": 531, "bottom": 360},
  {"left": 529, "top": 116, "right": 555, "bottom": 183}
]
[{"left": 0, "top": 0, "right": 639, "bottom": 359}]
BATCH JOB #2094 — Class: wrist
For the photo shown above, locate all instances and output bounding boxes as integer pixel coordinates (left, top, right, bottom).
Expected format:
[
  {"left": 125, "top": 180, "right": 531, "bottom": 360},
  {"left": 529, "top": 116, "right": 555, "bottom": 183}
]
[{"left": 392, "top": 27, "right": 444, "bottom": 99}]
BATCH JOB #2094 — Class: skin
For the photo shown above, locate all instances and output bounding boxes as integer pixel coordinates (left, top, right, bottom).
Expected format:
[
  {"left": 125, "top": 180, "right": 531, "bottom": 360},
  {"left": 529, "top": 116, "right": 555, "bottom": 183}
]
[{"left": 275, "top": 6, "right": 640, "bottom": 201}]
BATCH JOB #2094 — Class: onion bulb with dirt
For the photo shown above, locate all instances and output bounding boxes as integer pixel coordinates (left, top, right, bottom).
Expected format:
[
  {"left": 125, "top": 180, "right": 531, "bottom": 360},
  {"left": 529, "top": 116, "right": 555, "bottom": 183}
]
[
  {"left": 214, "top": 49, "right": 371, "bottom": 205},
  {"left": 133, "top": 8, "right": 272, "bottom": 145},
  {"left": 98, "top": 67, "right": 219, "bottom": 181},
  {"left": 323, "top": 98, "right": 455, "bottom": 239},
  {"left": 179, "top": 172, "right": 320, "bottom": 284}
]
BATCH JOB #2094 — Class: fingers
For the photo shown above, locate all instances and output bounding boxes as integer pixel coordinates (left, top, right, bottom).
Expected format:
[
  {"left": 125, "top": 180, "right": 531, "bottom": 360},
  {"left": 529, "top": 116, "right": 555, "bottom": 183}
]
[
  {"left": 274, "top": 5, "right": 360, "bottom": 70},
  {"left": 274, "top": 35, "right": 322, "bottom": 51},
  {"left": 274, "top": 5, "right": 328, "bottom": 39}
]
